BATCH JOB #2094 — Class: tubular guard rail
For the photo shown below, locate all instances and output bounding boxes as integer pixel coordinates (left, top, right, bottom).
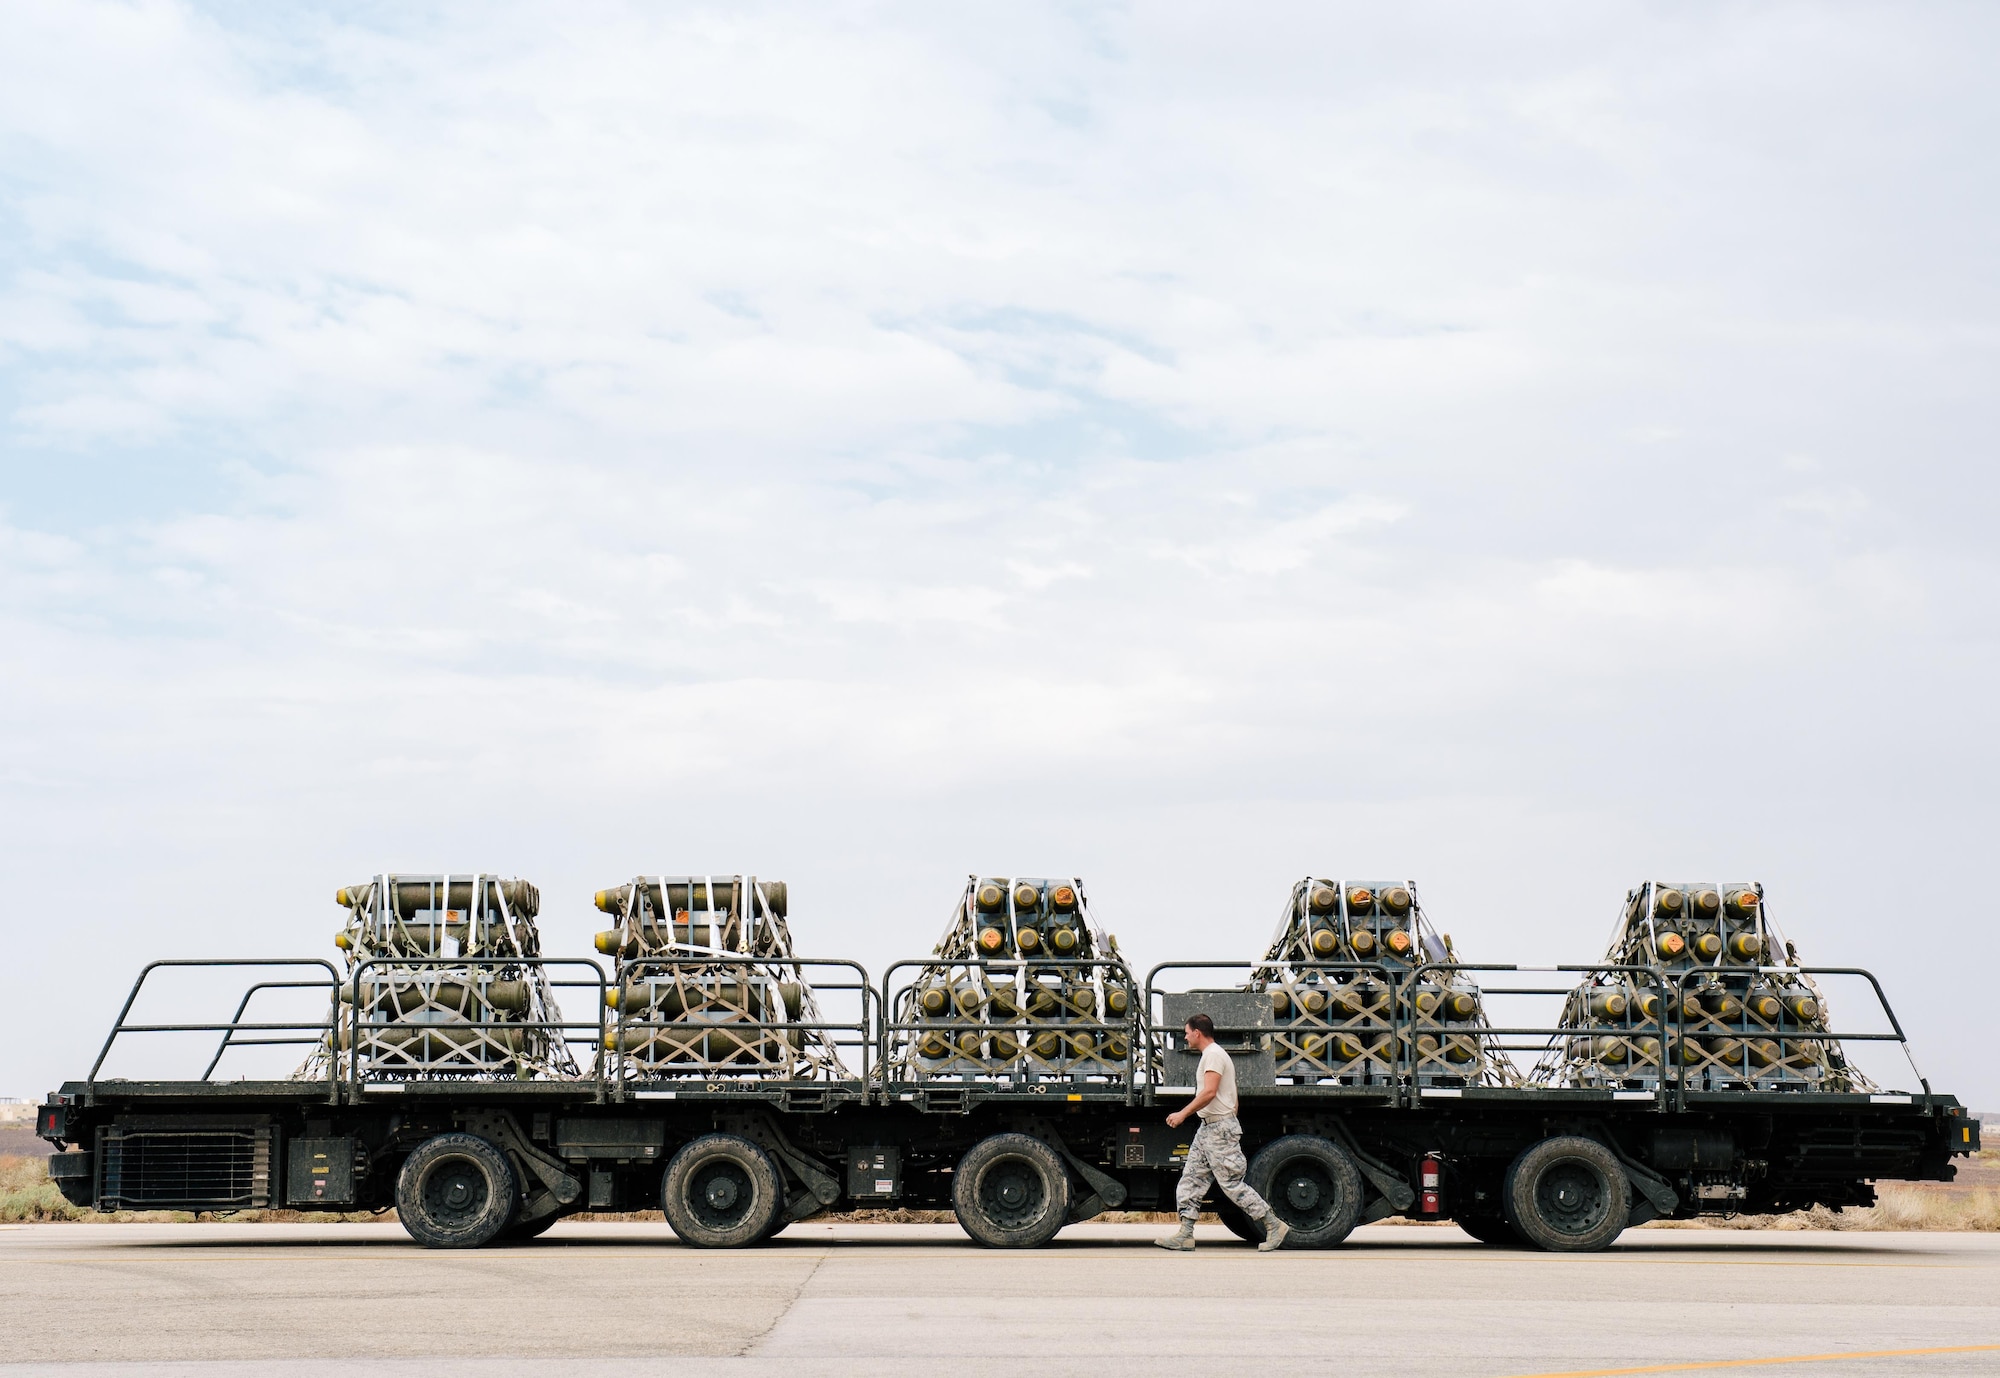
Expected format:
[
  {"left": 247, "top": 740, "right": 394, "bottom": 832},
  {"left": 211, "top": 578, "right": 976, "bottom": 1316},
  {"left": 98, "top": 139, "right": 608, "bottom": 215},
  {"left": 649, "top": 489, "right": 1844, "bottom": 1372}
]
[
  {"left": 1668, "top": 964, "right": 1928, "bottom": 1100},
  {"left": 345, "top": 957, "right": 611, "bottom": 1101},
  {"left": 1408, "top": 962, "right": 1926, "bottom": 1109},
  {"left": 607, "top": 956, "right": 875, "bottom": 1087},
  {"left": 1144, "top": 959, "right": 1927, "bottom": 1109},
  {"left": 89, "top": 959, "right": 345, "bottom": 1103},
  {"left": 82, "top": 955, "right": 1928, "bottom": 1109},
  {"left": 880, "top": 957, "right": 1141, "bottom": 1099}
]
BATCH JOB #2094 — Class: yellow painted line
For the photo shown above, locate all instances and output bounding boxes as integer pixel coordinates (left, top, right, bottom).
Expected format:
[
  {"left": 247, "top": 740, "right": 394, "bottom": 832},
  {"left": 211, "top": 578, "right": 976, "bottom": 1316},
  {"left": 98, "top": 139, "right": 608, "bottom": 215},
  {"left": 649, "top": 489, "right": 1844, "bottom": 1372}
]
[{"left": 1501, "top": 1341, "right": 2000, "bottom": 1378}]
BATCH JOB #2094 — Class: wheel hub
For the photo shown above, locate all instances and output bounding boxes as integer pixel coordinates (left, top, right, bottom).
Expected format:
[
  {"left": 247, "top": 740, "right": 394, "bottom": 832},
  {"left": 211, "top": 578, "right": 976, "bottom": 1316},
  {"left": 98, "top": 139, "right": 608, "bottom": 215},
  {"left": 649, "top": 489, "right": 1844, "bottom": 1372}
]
[
  {"left": 690, "top": 1161, "right": 754, "bottom": 1227},
  {"left": 1537, "top": 1161, "right": 1609, "bottom": 1234},
  {"left": 422, "top": 1160, "right": 490, "bottom": 1228},
  {"left": 978, "top": 1159, "right": 1046, "bottom": 1228},
  {"left": 1269, "top": 1156, "right": 1340, "bottom": 1231}
]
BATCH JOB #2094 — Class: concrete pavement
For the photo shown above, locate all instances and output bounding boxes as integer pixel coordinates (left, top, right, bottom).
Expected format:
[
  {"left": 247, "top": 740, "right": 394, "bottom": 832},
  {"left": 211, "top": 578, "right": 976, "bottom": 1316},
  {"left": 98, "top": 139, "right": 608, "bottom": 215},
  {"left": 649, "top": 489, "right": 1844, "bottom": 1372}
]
[{"left": 0, "top": 1220, "right": 1995, "bottom": 1376}]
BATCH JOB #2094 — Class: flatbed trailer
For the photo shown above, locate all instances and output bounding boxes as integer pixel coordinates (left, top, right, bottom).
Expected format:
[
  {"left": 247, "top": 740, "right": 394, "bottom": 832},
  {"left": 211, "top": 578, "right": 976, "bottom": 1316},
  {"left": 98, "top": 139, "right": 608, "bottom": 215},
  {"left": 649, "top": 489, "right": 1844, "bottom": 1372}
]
[{"left": 35, "top": 951, "right": 1981, "bottom": 1253}]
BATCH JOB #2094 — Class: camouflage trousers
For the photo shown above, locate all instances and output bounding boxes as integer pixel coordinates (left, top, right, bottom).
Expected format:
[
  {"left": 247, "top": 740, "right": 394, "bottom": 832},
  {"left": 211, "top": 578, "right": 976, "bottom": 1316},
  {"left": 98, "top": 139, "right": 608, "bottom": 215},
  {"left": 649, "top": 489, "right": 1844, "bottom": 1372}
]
[{"left": 1176, "top": 1116, "right": 1271, "bottom": 1223}]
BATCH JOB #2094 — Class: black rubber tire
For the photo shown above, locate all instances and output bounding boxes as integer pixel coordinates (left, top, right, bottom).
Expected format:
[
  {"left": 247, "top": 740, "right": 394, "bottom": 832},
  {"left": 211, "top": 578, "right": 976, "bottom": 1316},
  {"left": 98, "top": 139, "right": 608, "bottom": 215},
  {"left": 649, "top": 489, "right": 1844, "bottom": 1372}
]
[
  {"left": 1502, "top": 1136, "right": 1631, "bottom": 1252},
  {"left": 754, "top": 1196, "right": 797, "bottom": 1242},
  {"left": 1214, "top": 1196, "right": 1261, "bottom": 1242},
  {"left": 1455, "top": 1213, "right": 1527, "bottom": 1247},
  {"left": 1246, "top": 1135, "right": 1364, "bottom": 1249},
  {"left": 396, "top": 1133, "right": 519, "bottom": 1250},
  {"left": 499, "top": 1211, "right": 562, "bottom": 1243},
  {"left": 661, "top": 1134, "right": 785, "bottom": 1248},
  {"left": 952, "top": 1133, "right": 1071, "bottom": 1248}
]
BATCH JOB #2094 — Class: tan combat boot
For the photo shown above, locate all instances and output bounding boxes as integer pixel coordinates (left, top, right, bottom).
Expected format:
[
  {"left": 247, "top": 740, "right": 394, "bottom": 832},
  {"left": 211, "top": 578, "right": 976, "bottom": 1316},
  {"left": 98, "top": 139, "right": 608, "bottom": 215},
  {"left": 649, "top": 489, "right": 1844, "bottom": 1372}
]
[{"left": 1154, "top": 1220, "right": 1196, "bottom": 1251}]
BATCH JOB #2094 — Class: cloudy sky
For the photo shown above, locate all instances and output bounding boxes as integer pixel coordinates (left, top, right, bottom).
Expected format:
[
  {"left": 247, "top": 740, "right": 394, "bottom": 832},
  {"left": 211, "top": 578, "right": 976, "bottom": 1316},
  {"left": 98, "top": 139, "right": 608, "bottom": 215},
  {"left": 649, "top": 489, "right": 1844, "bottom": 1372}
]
[{"left": 2, "top": 3, "right": 1994, "bottom": 1107}]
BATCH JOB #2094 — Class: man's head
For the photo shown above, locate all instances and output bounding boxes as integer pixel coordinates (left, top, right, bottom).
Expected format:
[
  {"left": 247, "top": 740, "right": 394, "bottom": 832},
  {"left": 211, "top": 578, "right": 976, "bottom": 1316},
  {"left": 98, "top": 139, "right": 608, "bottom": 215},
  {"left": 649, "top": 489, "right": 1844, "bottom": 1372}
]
[{"left": 1184, "top": 1013, "right": 1216, "bottom": 1051}]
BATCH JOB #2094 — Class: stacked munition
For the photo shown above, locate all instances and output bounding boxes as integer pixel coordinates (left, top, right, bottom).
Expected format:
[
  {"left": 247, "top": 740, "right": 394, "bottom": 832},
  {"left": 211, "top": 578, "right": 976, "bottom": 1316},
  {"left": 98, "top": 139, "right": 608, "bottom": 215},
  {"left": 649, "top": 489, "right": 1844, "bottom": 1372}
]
[
  {"left": 318, "top": 874, "right": 575, "bottom": 1079},
  {"left": 1544, "top": 881, "right": 1858, "bottom": 1092},
  {"left": 1259, "top": 878, "right": 1500, "bottom": 1087},
  {"left": 891, "top": 876, "right": 1134, "bottom": 1081},
  {"left": 593, "top": 876, "right": 849, "bottom": 1080}
]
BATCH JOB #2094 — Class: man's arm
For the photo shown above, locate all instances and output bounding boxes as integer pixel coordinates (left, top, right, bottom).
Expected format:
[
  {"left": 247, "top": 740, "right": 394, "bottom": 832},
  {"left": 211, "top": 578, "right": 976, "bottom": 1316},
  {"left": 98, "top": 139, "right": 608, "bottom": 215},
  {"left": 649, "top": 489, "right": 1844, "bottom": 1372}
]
[{"left": 1167, "top": 1068, "right": 1222, "bottom": 1128}]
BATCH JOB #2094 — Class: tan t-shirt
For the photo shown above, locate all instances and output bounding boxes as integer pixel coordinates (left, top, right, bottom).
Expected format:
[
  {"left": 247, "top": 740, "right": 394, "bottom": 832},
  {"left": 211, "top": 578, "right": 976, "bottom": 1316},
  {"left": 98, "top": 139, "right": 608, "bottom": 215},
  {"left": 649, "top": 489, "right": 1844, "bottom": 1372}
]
[{"left": 1196, "top": 1042, "right": 1238, "bottom": 1120}]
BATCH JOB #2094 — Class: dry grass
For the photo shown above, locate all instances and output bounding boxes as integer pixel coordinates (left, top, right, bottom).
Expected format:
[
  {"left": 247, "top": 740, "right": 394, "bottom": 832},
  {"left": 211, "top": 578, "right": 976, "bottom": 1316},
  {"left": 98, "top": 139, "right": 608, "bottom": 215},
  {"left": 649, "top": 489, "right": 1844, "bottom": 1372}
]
[
  {"left": 1642, "top": 1148, "right": 2000, "bottom": 1232},
  {"left": 1644, "top": 1183, "right": 2000, "bottom": 1232},
  {"left": 0, "top": 1155, "right": 84, "bottom": 1223}
]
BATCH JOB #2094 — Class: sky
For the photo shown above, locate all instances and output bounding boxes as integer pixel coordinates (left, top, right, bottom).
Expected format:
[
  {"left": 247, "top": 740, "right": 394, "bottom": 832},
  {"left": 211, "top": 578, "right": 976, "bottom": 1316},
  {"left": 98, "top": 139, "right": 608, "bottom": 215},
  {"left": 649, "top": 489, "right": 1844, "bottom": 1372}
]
[{"left": 1, "top": 2, "right": 1995, "bottom": 1108}]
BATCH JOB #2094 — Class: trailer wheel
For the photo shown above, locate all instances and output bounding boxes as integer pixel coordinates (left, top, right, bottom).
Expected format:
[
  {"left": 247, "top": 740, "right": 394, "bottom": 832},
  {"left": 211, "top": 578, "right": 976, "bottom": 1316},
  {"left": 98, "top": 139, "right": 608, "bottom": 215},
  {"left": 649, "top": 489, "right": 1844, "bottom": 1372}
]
[
  {"left": 396, "top": 1133, "right": 519, "bottom": 1250},
  {"left": 755, "top": 1198, "right": 796, "bottom": 1243},
  {"left": 952, "top": 1133, "right": 1070, "bottom": 1248},
  {"left": 1502, "top": 1136, "right": 1630, "bottom": 1252},
  {"left": 499, "top": 1212, "right": 562, "bottom": 1243},
  {"left": 1455, "top": 1214, "right": 1526, "bottom": 1247},
  {"left": 661, "top": 1134, "right": 784, "bottom": 1248},
  {"left": 1246, "top": 1135, "right": 1363, "bottom": 1248},
  {"left": 1214, "top": 1196, "right": 1261, "bottom": 1242}
]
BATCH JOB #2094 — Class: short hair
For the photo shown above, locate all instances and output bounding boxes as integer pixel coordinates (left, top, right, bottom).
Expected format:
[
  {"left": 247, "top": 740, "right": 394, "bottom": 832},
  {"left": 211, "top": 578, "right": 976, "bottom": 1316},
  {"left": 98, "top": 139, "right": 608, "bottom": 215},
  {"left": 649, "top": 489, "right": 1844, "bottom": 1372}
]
[{"left": 1185, "top": 1013, "right": 1216, "bottom": 1038}]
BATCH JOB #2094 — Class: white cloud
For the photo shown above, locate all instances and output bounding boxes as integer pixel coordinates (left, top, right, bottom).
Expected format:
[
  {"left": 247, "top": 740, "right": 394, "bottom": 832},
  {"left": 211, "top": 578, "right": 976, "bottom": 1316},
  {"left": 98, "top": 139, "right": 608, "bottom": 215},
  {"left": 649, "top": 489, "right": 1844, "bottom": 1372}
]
[{"left": 0, "top": 1, "right": 1995, "bottom": 1105}]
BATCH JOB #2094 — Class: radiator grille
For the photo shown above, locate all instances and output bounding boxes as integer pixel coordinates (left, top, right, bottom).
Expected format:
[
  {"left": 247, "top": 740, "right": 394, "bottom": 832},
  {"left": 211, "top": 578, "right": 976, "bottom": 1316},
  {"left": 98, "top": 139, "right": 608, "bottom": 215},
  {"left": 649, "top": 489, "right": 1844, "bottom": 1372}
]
[{"left": 98, "top": 1124, "right": 275, "bottom": 1210}]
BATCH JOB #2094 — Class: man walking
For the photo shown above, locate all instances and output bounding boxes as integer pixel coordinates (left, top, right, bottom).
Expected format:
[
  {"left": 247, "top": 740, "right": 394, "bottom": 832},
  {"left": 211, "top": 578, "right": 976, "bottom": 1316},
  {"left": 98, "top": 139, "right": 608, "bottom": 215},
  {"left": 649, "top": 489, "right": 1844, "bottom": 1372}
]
[{"left": 1155, "top": 1012, "right": 1289, "bottom": 1252}]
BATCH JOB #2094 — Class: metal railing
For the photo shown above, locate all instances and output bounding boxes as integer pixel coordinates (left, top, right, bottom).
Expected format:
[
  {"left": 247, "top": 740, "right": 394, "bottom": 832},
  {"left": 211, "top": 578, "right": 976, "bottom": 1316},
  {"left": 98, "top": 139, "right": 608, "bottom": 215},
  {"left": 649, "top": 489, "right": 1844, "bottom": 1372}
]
[
  {"left": 606, "top": 956, "right": 875, "bottom": 1088},
  {"left": 344, "top": 956, "right": 609, "bottom": 1099},
  {"left": 881, "top": 956, "right": 1141, "bottom": 1100},
  {"left": 1144, "top": 958, "right": 1457, "bottom": 1098},
  {"left": 1407, "top": 962, "right": 1675, "bottom": 1107},
  {"left": 203, "top": 979, "right": 339, "bottom": 1081},
  {"left": 86, "top": 958, "right": 344, "bottom": 1104},
  {"left": 1142, "top": 959, "right": 1930, "bottom": 1109},
  {"left": 79, "top": 953, "right": 1932, "bottom": 1112},
  {"left": 1664, "top": 965, "right": 1927, "bottom": 1102}
]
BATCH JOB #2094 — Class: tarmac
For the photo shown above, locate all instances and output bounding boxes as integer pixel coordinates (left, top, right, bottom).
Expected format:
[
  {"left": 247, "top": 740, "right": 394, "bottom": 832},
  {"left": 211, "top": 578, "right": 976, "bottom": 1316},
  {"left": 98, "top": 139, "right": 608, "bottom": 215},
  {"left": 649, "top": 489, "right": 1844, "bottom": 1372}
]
[{"left": 0, "top": 1220, "right": 1995, "bottom": 1377}]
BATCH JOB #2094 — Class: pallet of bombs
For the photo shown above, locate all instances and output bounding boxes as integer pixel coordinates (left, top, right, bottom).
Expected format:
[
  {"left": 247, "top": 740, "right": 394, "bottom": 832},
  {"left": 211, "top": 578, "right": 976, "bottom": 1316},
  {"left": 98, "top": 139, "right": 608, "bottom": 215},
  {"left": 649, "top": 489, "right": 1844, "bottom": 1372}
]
[
  {"left": 1542, "top": 881, "right": 1858, "bottom": 1092},
  {"left": 592, "top": 875, "right": 854, "bottom": 1081},
  {"left": 315, "top": 873, "right": 575, "bottom": 1079},
  {"left": 884, "top": 876, "right": 1137, "bottom": 1083},
  {"left": 1254, "top": 878, "right": 1502, "bottom": 1087}
]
